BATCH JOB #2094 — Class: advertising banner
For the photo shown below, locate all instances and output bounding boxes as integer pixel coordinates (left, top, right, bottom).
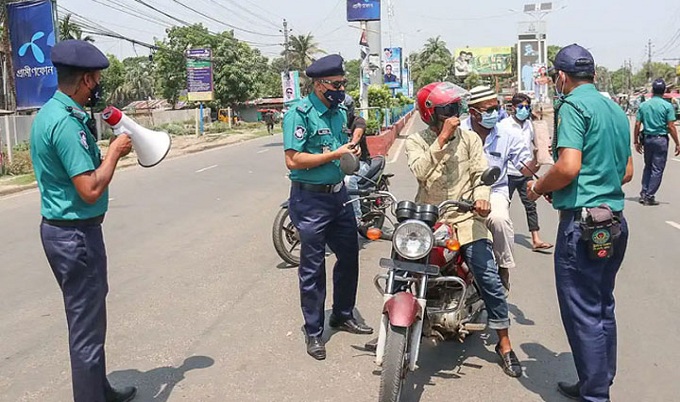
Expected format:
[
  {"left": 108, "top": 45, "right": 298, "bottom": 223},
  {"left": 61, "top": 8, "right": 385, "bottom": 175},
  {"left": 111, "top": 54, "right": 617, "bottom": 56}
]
[
  {"left": 347, "top": 0, "right": 381, "bottom": 22},
  {"left": 7, "top": 0, "right": 57, "bottom": 110},
  {"left": 533, "top": 63, "right": 550, "bottom": 103},
  {"left": 453, "top": 47, "right": 512, "bottom": 77},
  {"left": 281, "top": 70, "right": 301, "bottom": 104},
  {"left": 518, "top": 40, "right": 541, "bottom": 93},
  {"left": 186, "top": 48, "right": 214, "bottom": 102},
  {"left": 383, "top": 47, "right": 402, "bottom": 89}
]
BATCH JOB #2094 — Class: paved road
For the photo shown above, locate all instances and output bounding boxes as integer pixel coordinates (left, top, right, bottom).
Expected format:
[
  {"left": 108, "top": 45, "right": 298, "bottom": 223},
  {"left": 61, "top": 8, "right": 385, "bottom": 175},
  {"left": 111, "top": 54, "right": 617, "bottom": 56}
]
[{"left": 1, "top": 119, "right": 679, "bottom": 402}]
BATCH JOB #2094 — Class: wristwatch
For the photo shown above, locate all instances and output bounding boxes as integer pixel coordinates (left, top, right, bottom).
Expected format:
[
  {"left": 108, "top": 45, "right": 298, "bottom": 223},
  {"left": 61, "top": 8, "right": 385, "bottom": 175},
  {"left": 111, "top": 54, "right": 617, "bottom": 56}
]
[{"left": 531, "top": 182, "right": 543, "bottom": 196}]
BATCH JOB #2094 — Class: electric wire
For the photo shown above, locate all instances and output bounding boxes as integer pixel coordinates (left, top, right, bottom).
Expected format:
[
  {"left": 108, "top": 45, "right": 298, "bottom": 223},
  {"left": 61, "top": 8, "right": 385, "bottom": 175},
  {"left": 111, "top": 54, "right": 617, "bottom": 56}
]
[{"left": 168, "top": 0, "right": 280, "bottom": 38}]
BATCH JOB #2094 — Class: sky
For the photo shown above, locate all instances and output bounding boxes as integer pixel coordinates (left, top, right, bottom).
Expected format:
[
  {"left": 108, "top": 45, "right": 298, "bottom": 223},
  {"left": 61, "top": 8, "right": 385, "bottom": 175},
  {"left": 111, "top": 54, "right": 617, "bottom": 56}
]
[{"left": 60, "top": 0, "right": 680, "bottom": 72}]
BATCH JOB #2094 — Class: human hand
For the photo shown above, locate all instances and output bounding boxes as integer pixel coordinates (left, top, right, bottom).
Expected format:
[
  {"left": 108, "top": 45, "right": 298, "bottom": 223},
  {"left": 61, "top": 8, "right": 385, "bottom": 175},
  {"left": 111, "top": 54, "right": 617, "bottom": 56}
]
[
  {"left": 635, "top": 143, "right": 643, "bottom": 154},
  {"left": 334, "top": 142, "right": 360, "bottom": 159},
  {"left": 527, "top": 180, "right": 541, "bottom": 202},
  {"left": 473, "top": 200, "right": 491, "bottom": 217},
  {"left": 110, "top": 134, "right": 132, "bottom": 158},
  {"left": 438, "top": 117, "right": 460, "bottom": 143}
]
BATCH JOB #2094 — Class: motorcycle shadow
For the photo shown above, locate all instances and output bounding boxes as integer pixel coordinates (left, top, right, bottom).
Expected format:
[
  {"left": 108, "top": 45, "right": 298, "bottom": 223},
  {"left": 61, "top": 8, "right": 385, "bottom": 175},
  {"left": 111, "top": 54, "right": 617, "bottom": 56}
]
[{"left": 398, "top": 332, "right": 500, "bottom": 401}]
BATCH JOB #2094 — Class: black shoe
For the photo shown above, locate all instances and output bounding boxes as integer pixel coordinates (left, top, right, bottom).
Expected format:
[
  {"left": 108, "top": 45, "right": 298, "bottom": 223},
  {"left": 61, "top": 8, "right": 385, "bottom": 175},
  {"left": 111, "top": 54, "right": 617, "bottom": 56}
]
[
  {"left": 557, "top": 381, "right": 580, "bottom": 400},
  {"left": 638, "top": 196, "right": 646, "bottom": 204},
  {"left": 306, "top": 335, "right": 326, "bottom": 360},
  {"left": 105, "top": 386, "right": 137, "bottom": 402},
  {"left": 495, "top": 343, "right": 522, "bottom": 378},
  {"left": 646, "top": 197, "right": 659, "bottom": 206},
  {"left": 329, "top": 315, "right": 374, "bottom": 334}
]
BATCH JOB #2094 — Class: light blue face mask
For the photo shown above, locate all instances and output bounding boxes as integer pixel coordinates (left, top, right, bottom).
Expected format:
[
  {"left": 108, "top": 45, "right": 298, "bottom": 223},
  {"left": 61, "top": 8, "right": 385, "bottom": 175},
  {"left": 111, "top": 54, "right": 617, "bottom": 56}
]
[
  {"left": 480, "top": 110, "right": 499, "bottom": 129},
  {"left": 516, "top": 106, "right": 531, "bottom": 121}
]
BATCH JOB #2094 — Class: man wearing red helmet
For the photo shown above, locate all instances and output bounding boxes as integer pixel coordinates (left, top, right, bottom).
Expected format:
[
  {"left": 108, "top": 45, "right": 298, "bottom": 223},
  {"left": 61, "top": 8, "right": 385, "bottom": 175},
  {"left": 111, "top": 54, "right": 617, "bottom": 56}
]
[{"left": 405, "top": 82, "right": 523, "bottom": 378}]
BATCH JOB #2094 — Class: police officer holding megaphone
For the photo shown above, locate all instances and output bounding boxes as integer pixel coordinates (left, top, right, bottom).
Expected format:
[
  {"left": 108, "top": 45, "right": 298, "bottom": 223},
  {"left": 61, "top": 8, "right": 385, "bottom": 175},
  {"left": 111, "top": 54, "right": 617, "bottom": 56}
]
[{"left": 102, "top": 106, "right": 171, "bottom": 167}]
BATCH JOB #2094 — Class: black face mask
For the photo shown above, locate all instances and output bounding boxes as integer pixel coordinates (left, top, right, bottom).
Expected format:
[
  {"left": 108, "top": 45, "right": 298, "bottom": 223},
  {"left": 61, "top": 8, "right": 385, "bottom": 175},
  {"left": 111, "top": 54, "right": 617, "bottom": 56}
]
[{"left": 87, "top": 82, "right": 102, "bottom": 108}]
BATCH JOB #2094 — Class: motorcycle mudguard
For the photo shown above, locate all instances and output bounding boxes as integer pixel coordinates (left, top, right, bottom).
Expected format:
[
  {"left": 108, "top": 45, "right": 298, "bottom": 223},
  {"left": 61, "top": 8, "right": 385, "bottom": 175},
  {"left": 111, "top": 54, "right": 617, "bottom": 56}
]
[{"left": 383, "top": 292, "right": 421, "bottom": 327}]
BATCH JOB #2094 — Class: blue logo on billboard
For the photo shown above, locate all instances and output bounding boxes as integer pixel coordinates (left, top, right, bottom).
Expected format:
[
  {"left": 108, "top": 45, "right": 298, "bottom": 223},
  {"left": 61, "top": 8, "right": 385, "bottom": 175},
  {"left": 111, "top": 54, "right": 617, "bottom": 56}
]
[
  {"left": 18, "top": 31, "right": 55, "bottom": 63},
  {"left": 347, "top": 0, "right": 381, "bottom": 22}
]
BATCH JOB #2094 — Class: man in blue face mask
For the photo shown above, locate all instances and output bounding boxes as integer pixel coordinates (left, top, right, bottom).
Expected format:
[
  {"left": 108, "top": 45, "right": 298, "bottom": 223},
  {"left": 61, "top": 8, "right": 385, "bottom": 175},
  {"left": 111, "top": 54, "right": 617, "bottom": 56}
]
[
  {"left": 282, "top": 54, "right": 373, "bottom": 361},
  {"left": 501, "top": 93, "right": 552, "bottom": 252},
  {"left": 462, "top": 86, "right": 538, "bottom": 292}
]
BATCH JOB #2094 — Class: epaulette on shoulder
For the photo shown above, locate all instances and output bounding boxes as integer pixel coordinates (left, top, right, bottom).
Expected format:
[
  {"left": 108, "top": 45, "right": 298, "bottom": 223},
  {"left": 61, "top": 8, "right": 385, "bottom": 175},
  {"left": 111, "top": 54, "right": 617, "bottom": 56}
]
[{"left": 296, "top": 101, "right": 312, "bottom": 114}]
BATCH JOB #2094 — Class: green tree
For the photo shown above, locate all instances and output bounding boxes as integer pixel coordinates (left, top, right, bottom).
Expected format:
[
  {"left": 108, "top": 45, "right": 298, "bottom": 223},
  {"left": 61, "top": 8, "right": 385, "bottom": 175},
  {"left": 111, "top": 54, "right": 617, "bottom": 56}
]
[
  {"left": 344, "top": 59, "right": 361, "bottom": 93},
  {"left": 633, "top": 62, "right": 676, "bottom": 87},
  {"left": 463, "top": 71, "right": 483, "bottom": 89},
  {"left": 547, "top": 45, "right": 561, "bottom": 68},
  {"left": 409, "top": 37, "right": 454, "bottom": 91},
  {"left": 286, "top": 33, "right": 325, "bottom": 71},
  {"left": 101, "top": 54, "right": 125, "bottom": 106},
  {"left": 59, "top": 14, "right": 94, "bottom": 42},
  {"left": 109, "top": 57, "right": 155, "bottom": 107},
  {"left": 595, "top": 66, "right": 611, "bottom": 93}
]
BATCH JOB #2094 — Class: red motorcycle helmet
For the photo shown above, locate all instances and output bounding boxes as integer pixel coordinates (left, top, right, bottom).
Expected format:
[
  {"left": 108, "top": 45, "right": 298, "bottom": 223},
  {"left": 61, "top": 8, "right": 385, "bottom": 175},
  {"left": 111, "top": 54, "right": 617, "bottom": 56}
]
[{"left": 416, "top": 82, "right": 469, "bottom": 126}]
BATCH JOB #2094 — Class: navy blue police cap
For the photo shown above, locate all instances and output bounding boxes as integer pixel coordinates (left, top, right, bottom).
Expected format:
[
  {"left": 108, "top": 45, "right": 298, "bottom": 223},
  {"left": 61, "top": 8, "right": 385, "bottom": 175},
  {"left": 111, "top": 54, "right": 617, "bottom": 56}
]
[
  {"left": 305, "top": 54, "right": 345, "bottom": 78},
  {"left": 652, "top": 78, "right": 666, "bottom": 93},
  {"left": 51, "top": 40, "right": 109, "bottom": 71},
  {"left": 552, "top": 44, "right": 595, "bottom": 76}
]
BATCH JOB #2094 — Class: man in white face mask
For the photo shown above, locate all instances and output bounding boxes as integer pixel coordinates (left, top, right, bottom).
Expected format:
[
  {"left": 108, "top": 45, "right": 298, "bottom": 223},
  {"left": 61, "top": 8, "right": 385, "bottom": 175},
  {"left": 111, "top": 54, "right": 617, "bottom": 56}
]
[{"left": 462, "top": 86, "right": 538, "bottom": 291}]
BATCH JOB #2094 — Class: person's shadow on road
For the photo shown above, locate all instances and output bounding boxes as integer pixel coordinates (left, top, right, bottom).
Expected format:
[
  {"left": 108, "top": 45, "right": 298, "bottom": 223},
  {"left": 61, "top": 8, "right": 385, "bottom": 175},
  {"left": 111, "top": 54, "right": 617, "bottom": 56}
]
[
  {"left": 518, "top": 342, "right": 576, "bottom": 402},
  {"left": 108, "top": 355, "right": 215, "bottom": 402}
]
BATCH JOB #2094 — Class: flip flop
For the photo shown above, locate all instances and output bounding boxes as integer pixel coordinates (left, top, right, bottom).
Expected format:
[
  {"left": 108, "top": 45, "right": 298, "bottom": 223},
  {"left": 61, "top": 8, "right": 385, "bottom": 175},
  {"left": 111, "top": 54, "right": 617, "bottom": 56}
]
[{"left": 532, "top": 242, "right": 554, "bottom": 252}]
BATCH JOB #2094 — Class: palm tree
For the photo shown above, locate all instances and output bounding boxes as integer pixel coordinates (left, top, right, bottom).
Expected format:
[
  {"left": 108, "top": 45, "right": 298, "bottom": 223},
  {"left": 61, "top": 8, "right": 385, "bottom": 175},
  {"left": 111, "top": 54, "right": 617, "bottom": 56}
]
[
  {"left": 59, "top": 14, "right": 94, "bottom": 42},
  {"left": 285, "top": 33, "right": 324, "bottom": 71},
  {"left": 420, "top": 36, "right": 451, "bottom": 65},
  {"left": 110, "top": 62, "right": 154, "bottom": 105}
]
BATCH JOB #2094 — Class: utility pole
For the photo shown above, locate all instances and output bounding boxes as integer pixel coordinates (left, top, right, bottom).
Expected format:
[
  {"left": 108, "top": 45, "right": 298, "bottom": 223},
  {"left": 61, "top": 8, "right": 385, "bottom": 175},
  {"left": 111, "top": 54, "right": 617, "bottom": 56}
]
[
  {"left": 647, "top": 39, "right": 653, "bottom": 81},
  {"left": 281, "top": 19, "right": 291, "bottom": 73}
]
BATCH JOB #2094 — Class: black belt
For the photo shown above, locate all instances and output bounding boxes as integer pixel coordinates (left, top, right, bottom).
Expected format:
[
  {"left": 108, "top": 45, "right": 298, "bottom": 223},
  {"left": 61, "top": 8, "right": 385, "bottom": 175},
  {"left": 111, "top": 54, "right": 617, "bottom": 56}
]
[
  {"left": 292, "top": 181, "right": 344, "bottom": 194},
  {"left": 559, "top": 209, "right": 622, "bottom": 221},
  {"left": 42, "top": 214, "right": 105, "bottom": 227}
]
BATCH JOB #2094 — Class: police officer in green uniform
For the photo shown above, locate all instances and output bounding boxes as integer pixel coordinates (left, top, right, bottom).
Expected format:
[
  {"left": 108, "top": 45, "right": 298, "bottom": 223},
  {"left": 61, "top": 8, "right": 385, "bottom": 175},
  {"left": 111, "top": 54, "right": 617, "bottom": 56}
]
[
  {"left": 634, "top": 78, "right": 680, "bottom": 205},
  {"left": 283, "top": 54, "right": 373, "bottom": 361},
  {"left": 527, "top": 44, "right": 634, "bottom": 402},
  {"left": 30, "top": 40, "right": 136, "bottom": 402}
]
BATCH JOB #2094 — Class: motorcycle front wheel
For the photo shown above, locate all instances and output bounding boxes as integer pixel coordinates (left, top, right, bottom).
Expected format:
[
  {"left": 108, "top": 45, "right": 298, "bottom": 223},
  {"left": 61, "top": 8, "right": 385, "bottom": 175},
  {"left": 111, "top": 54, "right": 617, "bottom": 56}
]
[
  {"left": 378, "top": 324, "right": 409, "bottom": 402},
  {"left": 272, "top": 207, "right": 301, "bottom": 266}
]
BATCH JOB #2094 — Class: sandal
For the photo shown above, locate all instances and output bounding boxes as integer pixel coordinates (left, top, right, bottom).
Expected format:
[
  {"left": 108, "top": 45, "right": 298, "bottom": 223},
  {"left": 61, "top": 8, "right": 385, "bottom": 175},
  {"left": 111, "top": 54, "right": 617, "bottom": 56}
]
[{"left": 532, "top": 242, "right": 554, "bottom": 252}]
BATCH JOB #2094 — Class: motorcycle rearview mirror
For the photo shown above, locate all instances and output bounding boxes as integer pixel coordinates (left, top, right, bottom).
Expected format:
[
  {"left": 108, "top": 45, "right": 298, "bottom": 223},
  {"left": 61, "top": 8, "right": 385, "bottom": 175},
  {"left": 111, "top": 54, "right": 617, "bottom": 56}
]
[
  {"left": 480, "top": 167, "right": 501, "bottom": 186},
  {"left": 339, "top": 153, "right": 360, "bottom": 175}
]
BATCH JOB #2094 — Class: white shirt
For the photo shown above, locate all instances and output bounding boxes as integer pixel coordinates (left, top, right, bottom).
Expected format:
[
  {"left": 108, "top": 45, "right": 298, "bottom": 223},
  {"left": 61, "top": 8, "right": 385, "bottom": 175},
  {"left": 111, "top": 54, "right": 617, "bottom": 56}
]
[
  {"left": 462, "top": 117, "right": 532, "bottom": 197},
  {"left": 497, "top": 116, "right": 534, "bottom": 177}
]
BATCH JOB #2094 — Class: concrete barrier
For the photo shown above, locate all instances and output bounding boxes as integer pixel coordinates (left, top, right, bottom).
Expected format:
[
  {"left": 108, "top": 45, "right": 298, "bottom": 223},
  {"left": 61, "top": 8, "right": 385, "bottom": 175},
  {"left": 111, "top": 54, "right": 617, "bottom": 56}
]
[{"left": 366, "top": 110, "right": 415, "bottom": 157}]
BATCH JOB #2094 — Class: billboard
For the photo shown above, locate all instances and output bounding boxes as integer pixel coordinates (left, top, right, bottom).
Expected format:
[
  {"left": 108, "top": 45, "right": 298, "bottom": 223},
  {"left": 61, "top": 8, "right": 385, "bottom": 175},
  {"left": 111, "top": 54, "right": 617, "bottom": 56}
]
[
  {"left": 186, "top": 48, "right": 214, "bottom": 102},
  {"left": 383, "top": 47, "right": 402, "bottom": 89},
  {"left": 347, "top": 0, "right": 381, "bottom": 22},
  {"left": 453, "top": 47, "right": 512, "bottom": 77},
  {"left": 518, "top": 40, "right": 541, "bottom": 93},
  {"left": 281, "top": 70, "right": 301, "bottom": 104},
  {"left": 533, "top": 63, "right": 550, "bottom": 103},
  {"left": 7, "top": 0, "right": 57, "bottom": 110}
]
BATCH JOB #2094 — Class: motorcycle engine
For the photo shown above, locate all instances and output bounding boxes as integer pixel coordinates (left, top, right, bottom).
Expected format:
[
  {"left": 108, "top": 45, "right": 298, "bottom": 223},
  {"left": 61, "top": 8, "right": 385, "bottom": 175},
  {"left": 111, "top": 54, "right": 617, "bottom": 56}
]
[{"left": 423, "top": 284, "right": 465, "bottom": 341}]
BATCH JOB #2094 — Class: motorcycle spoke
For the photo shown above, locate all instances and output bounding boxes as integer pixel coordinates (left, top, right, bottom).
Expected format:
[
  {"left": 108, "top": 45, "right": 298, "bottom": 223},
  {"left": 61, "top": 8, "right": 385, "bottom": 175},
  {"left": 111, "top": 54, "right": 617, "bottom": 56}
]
[{"left": 288, "top": 240, "right": 300, "bottom": 253}]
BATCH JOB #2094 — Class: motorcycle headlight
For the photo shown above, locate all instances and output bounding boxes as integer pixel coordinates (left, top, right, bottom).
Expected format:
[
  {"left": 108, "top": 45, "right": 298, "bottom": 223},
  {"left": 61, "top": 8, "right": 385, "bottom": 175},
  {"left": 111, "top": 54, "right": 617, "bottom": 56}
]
[{"left": 392, "top": 220, "right": 434, "bottom": 260}]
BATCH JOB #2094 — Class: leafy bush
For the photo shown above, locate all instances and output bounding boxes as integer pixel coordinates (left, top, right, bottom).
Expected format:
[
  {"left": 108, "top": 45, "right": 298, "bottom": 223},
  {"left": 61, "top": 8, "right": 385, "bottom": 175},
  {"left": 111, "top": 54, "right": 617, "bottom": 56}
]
[
  {"left": 154, "top": 123, "right": 190, "bottom": 136},
  {"left": 206, "top": 121, "right": 232, "bottom": 134},
  {"left": 8, "top": 151, "right": 33, "bottom": 175},
  {"left": 365, "top": 118, "right": 381, "bottom": 136},
  {"left": 12, "top": 141, "right": 29, "bottom": 152}
]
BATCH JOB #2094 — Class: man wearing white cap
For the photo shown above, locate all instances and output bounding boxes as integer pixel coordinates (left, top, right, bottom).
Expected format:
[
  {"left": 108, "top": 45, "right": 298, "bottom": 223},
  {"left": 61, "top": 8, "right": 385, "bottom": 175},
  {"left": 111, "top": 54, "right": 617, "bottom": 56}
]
[{"left": 462, "top": 86, "right": 537, "bottom": 291}]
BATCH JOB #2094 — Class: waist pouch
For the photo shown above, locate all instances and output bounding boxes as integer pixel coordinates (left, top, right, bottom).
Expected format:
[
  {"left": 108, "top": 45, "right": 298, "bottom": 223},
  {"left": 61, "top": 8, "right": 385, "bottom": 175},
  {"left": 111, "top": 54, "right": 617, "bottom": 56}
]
[{"left": 579, "top": 204, "right": 621, "bottom": 260}]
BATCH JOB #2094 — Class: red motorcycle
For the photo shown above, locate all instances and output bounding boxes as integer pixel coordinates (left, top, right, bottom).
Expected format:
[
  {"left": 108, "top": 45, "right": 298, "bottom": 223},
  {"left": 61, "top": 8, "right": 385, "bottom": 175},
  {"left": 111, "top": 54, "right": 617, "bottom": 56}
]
[{"left": 353, "top": 167, "right": 500, "bottom": 402}]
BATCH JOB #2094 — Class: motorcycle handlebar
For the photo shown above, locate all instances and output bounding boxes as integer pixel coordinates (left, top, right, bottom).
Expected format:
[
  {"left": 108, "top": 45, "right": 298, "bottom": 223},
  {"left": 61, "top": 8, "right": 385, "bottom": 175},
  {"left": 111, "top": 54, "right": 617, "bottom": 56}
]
[{"left": 347, "top": 189, "right": 371, "bottom": 197}]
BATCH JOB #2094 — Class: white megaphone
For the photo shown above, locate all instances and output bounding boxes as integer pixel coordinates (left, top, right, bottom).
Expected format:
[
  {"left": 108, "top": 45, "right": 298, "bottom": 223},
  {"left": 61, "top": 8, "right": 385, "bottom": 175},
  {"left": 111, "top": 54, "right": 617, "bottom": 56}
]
[{"left": 102, "top": 106, "right": 172, "bottom": 168}]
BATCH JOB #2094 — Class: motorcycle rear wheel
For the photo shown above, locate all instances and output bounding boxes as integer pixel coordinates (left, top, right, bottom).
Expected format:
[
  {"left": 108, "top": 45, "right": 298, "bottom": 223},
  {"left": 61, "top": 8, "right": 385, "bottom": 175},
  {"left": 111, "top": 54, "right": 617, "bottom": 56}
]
[
  {"left": 378, "top": 324, "right": 409, "bottom": 402},
  {"left": 272, "top": 207, "right": 301, "bottom": 266}
]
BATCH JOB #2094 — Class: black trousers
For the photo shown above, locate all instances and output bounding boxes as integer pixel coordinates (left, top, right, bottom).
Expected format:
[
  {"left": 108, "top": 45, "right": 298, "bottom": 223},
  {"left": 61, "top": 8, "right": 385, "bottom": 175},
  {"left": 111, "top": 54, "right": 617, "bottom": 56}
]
[
  {"left": 41, "top": 221, "right": 111, "bottom": 402},
  {"left": 508, "top": 174, "right": 540, "bottom": 232}
]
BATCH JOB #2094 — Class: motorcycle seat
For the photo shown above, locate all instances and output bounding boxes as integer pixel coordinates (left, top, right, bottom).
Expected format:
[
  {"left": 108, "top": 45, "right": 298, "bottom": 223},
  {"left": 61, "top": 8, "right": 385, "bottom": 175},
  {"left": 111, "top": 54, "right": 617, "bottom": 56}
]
[{"left": 358, "top": 156, "right": 386, "bottom": 187}]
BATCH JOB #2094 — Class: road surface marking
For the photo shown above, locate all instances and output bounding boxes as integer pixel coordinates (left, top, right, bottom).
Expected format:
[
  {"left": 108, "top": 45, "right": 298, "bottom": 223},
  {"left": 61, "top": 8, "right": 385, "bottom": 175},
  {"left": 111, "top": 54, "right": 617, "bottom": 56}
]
[
  {"left": 195, "top": 164, "right": 218, "bottom": 173},
  {"left": 257, "top": 149, "right": 270, "bottom": 154},
  {"left": 666, "top": 221, "right": 680, "bottom": 230},
  {"left": 388, "top": 138, "right": 406, "bottom": 164}
]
